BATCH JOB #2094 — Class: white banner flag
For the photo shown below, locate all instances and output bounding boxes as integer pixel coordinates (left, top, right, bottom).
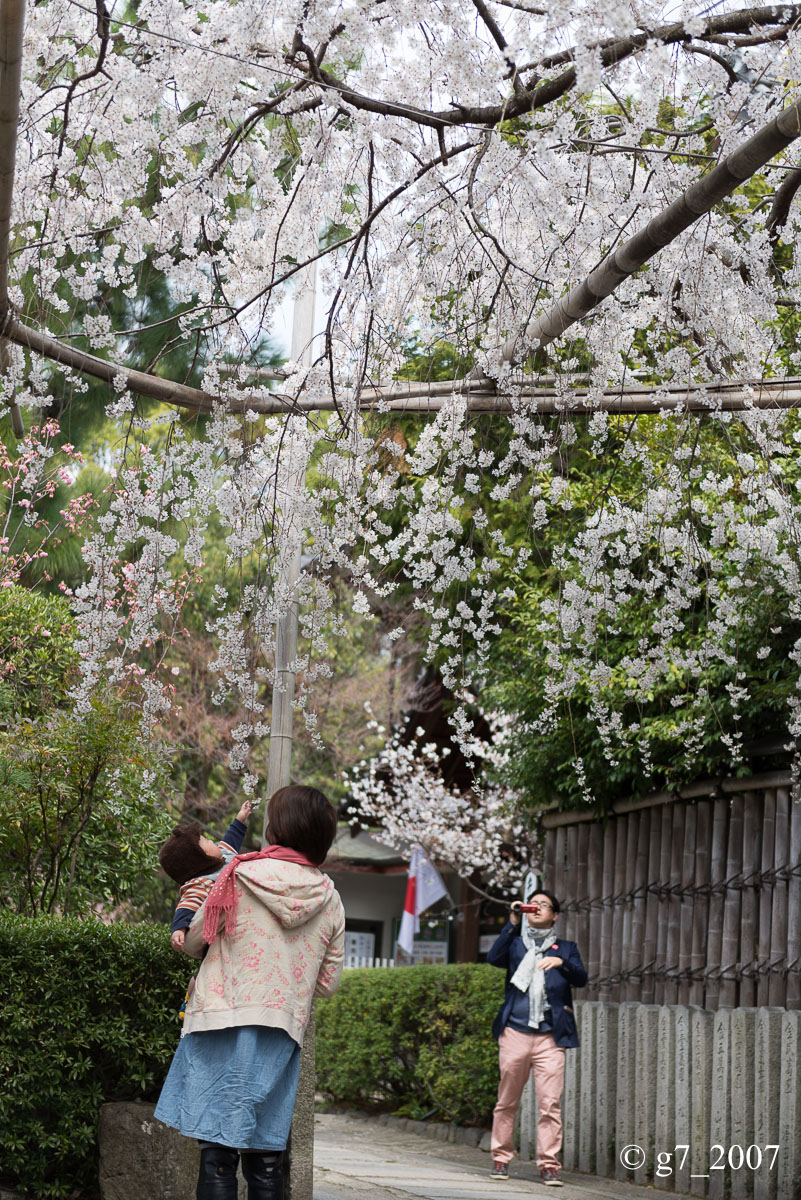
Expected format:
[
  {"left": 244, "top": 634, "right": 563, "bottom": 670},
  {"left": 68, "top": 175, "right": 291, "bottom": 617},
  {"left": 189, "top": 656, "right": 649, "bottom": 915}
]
[{"left": 398, "top": 844, "right": 450, "bottom": 955}]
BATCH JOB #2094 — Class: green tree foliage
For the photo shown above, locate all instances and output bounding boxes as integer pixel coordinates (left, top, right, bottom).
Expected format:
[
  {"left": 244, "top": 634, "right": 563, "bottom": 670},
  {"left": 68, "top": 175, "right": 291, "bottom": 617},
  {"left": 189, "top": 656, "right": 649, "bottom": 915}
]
[
  {"left": 0, "top": 586, "right": 77, "bottom": 719},
  {"left": 483, "top": 412, "right": 801, "bottom": 810},
  {"left": 0, "top": 586, "right": 170, "bottom": 914}
]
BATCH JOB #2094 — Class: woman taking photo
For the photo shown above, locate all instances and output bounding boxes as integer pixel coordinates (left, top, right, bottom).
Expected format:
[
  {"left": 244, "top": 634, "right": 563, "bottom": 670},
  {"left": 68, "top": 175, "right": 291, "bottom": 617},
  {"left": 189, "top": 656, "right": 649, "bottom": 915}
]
[{"left": 155, "top": 785, "right": 345, "bottom": 1200}]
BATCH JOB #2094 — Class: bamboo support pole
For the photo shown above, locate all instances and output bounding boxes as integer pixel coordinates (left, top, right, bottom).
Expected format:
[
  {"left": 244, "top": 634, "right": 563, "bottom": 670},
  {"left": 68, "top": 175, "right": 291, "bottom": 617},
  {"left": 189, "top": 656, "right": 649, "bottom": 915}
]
[
  {"left": 664, "top": 804, "right": 685, "bottom": 1006},
  {"left": 0, "top": 0, "right": 25, "bottom": 436},
  {"left": 575, "top": 821, "right": 590, "bottom": 974},
  {"left": 10, "top": 314, "right": 801, "bottom": 416},
  {"left": 565, "top": 823, "right": 578, "bottom": 942},
  {"left": 501, "top": 96, "right": 801, "bottom": 364},
  {"left": 619, "top": 813, "right": 636, "bottom": 1000},
  {"left": 641, "top": 814, "right": 661, "bottom": 1005},
  {"left": 608, "top": 819, "right": 628, "bottom": 990}
]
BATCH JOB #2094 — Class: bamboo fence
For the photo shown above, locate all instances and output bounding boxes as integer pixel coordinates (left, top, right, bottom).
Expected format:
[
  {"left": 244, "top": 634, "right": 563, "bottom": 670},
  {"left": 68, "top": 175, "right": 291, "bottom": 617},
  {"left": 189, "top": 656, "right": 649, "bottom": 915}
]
[{"left": 543, "top": 771, "right": 801, "bottom": 1009}]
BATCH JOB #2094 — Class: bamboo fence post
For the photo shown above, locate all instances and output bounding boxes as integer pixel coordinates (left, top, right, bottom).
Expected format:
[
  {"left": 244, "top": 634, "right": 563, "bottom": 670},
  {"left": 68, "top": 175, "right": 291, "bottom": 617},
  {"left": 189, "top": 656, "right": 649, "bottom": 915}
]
[
  {"left": 565, "top": 824, "right": 579, "bottom": 941},
  {"left": 719, "top": 793, "right": 744, "bottom": 1008},
  {"left": 576, "top": 822, "right": 590, "bottom": 964},
  {"left": 706, "top": 798, "right": 729, "bottom": 1010},
  {"left": 544, "top": 822, "right": 558, "bottom": 896},
  {"left": 619, "top": 813, "right": 636, "bottom": 1000},
  {"left": 599, "top": 820, "right": 616, "bottom": 1002},
  {"left": 0, "top": 0, "right": 25, "bottom": 436},
  {"left": 609, "top": 817, "right": 628, "bottom": 1001},
  {"left": 655, "top": 805, "right": 673, "bottom": 1006},
  {"left": 664, "top": 803, "right": 685, "bottom": 1006},
  {"left": 677, "top": 803, "right": 696, "bottom": 1006},
  {"left": 553, "top": 825, "right": 568, "bottom": 907},
  {"left": 642, "top": 811, "right": 662, "bottom": 1005},
  {"left": 739, "top": 793, "right": 761, "bottom": 1008},
  {"left": 757, "top": 790, "right": 777, "bottom": 1007},
  {"left": 786, "top": 793, "right": 801, "bottom": 1009},
  {"left": 587, "top": 822, "right": 603, "bottom": 999},
  {"left": 690, "top": 799, "right": 711, "bottom": 1007},
  {"left": 769, "top": 787, "right": 790, "bottom": 1007},
  {"left": 630, "top": 808, "right": 650, "bottom": 1001}
]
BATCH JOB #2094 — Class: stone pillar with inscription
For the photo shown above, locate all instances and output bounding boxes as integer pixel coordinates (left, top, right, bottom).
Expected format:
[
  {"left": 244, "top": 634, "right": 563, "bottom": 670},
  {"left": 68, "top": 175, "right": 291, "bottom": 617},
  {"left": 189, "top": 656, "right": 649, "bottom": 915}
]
[
  {"left": 729, "top": 1007, "right": 756, "bottom": 1200},
  {"left": 594, "top": 1001, "right": 618, "bottom": 1178},
  {"left": 690, "top": 1007, "right": 714, "bottom": 1198},
  {"left": 654, "top": 1006, "right": 677, "bottom": 1192},
  {"left": 753, "top": 1008, "right": 783, "bottom": 1200},
  {"left": 634, "top": 1005, "right": 659, "bottom": 1187}
]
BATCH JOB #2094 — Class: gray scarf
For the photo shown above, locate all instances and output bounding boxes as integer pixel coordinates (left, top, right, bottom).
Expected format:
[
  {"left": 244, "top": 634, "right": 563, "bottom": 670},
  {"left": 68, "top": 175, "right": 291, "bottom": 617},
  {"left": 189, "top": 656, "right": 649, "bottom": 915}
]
[{"left": 509, "top": 924, "right": 557, "bottom": 1028}]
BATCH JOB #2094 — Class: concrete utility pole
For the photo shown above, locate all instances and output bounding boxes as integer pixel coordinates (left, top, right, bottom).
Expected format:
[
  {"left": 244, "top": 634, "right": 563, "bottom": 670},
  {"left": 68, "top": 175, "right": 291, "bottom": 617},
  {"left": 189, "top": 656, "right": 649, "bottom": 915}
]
[{"left": 262, "top": 264, "right": 316, "bottom": 1200}]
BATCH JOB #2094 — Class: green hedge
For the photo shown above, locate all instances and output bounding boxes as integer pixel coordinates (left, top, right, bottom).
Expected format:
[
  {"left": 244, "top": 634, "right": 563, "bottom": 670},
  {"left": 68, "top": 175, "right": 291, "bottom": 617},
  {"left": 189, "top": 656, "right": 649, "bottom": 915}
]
[
  {"left": 0, "top": 914, "right": 187, "bottom": 1199},
  {"left": 316, "top": 963, "right": 504, "bottom": 1126},
  {"left": 0, "top": 918, "right": 506, "bottom": 1198}
]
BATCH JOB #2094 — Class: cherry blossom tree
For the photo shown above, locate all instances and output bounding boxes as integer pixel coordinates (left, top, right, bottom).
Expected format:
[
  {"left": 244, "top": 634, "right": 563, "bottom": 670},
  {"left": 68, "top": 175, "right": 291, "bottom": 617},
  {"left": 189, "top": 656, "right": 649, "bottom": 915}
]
[{"left": 2, "top": 0, "right": 801, "bottom": 844}]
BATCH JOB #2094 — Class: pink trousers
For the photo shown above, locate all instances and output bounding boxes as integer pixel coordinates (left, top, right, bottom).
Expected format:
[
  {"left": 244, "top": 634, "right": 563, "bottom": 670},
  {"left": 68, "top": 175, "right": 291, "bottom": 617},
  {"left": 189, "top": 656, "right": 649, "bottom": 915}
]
[{"left": 490, "top": 1026, "right": 565, "bottom": 1169}]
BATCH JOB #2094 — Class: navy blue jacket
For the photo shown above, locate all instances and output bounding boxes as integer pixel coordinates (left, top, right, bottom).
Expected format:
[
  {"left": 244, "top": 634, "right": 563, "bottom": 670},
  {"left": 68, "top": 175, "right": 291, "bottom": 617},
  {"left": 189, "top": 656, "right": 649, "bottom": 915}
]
[{"left": 487, "top": 922, "right": 587, "bottom": 1048}]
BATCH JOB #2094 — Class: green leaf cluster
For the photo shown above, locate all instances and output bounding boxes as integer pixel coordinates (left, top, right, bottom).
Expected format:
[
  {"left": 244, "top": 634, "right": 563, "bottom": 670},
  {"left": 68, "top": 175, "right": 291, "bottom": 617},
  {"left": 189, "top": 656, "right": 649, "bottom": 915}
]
[
  {"left": 0, "top": 585, "right": 171, "bottom": 915},
  {"left": 316, "top": 964, "right": 504, "bottom": 1126},
  {"left": 0, "top": 915, "right": 188, "bottom": 1199}
]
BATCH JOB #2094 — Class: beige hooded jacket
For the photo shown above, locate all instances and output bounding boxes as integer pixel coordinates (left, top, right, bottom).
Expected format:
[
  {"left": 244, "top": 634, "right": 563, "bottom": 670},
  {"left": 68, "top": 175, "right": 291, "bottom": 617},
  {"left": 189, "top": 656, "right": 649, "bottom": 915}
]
[{"left": 182, "top": 857, "right": 345, "bottom": 1046}]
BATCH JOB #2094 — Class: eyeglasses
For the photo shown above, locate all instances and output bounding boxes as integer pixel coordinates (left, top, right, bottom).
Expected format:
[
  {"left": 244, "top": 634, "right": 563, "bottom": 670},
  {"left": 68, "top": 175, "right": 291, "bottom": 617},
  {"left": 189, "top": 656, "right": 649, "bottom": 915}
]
[{"left": 531, "top": 900, "right": 553, "bottom": 910}]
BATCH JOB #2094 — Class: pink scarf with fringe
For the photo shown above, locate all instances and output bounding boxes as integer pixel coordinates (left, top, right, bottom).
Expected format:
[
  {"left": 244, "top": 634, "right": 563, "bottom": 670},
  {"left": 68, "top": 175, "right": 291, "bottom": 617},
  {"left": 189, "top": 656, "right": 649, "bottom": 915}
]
[{"left": 202, "top": 845, "right": 315, "bottom": 943}]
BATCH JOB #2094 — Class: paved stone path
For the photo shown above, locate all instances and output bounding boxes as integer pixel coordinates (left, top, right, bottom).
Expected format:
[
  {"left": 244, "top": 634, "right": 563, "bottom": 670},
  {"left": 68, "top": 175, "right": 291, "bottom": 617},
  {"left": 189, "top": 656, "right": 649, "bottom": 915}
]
[{"left": 313, "top": 1112, "right": 683, "bottom": 1200}]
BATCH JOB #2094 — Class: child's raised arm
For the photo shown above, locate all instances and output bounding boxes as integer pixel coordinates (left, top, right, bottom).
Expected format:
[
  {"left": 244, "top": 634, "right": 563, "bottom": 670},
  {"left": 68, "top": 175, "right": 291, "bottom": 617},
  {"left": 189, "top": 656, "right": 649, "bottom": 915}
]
[{"left": 235, "top": 799, "right": 254, "bottom": 824}]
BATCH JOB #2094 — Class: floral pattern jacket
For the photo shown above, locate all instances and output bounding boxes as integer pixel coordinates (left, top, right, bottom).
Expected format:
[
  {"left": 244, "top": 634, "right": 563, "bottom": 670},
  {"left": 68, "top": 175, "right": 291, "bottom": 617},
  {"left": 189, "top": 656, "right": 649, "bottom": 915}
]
[{"left": 183, "top": 858, "right": 345, "bottom": 1046}]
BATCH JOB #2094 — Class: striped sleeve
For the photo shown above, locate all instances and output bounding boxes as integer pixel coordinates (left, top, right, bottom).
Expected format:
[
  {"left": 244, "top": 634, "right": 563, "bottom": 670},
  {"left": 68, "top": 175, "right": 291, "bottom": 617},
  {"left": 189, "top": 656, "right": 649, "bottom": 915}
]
[{"left": 176, "top": 876, "right": 214, "bottom": 914}]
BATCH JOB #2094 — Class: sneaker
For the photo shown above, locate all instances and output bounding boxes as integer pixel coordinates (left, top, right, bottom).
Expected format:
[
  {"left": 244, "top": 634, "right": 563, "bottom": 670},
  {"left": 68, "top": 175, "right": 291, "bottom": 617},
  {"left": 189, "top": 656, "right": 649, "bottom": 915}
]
[
  {"left": 490, "top": 1161, "right": 509, "bottom": 1181},
  {"left": 541, "top": 1167, "right": 563, "bottom": 1186}
]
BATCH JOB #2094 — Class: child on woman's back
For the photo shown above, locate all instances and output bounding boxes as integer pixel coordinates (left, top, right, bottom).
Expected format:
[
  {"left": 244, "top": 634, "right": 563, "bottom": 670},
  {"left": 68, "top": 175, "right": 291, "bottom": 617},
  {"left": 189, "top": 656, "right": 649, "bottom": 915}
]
[{"left": 159, "top": 800, "right": 253, "bottom": 952}]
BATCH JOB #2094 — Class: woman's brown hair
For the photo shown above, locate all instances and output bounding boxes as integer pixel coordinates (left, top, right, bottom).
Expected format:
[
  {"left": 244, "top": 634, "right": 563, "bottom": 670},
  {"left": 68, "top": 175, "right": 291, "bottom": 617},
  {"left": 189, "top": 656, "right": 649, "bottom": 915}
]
[{"left": 267, "top": 785, "right": 338, "bottom": 865}]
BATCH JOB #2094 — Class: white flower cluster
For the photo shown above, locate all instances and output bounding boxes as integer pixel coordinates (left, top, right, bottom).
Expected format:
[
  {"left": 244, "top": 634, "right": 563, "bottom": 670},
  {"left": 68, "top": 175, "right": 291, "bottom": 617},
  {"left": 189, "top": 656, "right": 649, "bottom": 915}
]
[
  {"left": 8, "top": 0, "right": 801, "bottom": 817},
  {"left": 344, "top": 710, "right": 534, "bottom": 895}
]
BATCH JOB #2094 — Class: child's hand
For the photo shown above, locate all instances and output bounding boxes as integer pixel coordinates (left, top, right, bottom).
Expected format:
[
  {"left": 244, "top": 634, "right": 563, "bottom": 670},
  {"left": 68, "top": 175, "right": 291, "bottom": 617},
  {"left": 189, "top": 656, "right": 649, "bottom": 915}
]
[
  {"left": 236, "top": 799, "right": 254, "bottom": 822},
  {"left": 170, "top": 929, "right": 187, "bottom": 953}
]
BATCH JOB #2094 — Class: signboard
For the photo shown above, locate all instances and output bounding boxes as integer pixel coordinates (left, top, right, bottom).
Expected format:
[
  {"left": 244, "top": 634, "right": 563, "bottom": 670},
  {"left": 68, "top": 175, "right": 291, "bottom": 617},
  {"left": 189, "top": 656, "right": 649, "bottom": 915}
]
[
  {"left": 392, "top": 917, "right": 450, "bottom": 965},
  {"left": 344, "top": 929, "right": 375, "bottom": 967},
  {"left": 523, "top": 870, "right": 540, "bottom": 904}
]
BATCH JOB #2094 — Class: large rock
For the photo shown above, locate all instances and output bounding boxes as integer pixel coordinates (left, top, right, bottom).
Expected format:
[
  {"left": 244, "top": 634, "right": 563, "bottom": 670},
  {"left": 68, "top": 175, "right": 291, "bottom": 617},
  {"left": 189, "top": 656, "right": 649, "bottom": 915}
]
[{"left": 98, "top": 1102, "right": 246, "bottom": 1200}]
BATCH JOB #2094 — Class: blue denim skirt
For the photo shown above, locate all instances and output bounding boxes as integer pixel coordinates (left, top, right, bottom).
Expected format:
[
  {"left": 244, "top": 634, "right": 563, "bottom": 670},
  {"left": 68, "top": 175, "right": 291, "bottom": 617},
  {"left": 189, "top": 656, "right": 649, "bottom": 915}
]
[{"left": 154, "top": 1025, "right": 300, "bottom": 1150}]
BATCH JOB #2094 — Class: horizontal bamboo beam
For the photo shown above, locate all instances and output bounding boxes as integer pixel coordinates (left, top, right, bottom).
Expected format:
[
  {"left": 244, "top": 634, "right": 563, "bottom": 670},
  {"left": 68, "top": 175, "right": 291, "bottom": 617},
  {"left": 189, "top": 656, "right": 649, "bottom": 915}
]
[
  {"left": 540, "top": 770, "right": 794, "bottom": 827},
  {"left": 6, "top": 318, "right": 801, "bottom": 417}
]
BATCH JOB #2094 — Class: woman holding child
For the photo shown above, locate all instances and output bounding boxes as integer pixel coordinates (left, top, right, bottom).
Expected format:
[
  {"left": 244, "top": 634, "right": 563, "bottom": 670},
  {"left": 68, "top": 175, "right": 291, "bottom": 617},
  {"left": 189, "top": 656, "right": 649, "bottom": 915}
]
[{"left": 155, "top": 785, "right": 345, "bottom": 1200}]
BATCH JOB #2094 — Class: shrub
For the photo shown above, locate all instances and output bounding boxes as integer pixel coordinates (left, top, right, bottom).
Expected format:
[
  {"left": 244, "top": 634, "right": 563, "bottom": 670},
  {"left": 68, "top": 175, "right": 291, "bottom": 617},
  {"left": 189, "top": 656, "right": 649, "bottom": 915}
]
[
  {"left": 316, "top": 963, "right": 504, "bottom": 1126},
  {"left": 0, "top": 914, "right": 187, "bottom": 1199}
]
